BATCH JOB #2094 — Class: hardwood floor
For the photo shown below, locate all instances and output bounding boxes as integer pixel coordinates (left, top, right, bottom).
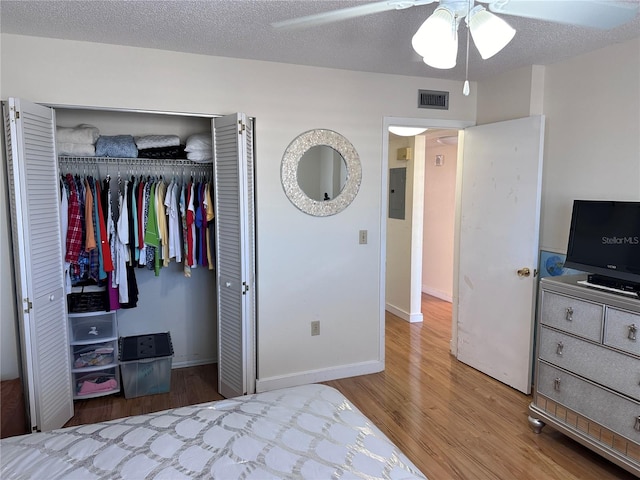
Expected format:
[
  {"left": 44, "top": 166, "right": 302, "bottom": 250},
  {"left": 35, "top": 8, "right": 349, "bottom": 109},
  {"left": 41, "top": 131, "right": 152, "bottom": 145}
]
[
  {"left": 66, "top": 294, "right": 635, "bottom": 479},
  {"left": 325, "top": 295, "right": 636, "bottom": 480},
  {"left": 65, "top": 362, "right": 223, "bottom": 427}
]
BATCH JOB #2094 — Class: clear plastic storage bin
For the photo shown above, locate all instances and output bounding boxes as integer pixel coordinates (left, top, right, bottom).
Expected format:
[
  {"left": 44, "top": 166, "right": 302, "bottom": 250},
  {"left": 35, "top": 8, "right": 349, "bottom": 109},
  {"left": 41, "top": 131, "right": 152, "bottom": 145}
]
[{"left": 119, "top": 332, "right": 174, "bottom": 399}]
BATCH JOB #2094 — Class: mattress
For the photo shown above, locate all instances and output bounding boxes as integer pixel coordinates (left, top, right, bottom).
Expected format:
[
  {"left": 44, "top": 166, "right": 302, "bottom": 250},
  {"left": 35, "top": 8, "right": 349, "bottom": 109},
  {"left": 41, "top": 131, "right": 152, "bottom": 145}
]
[{"left": 0, "top": 384, "right": 426, "bottom": 479}]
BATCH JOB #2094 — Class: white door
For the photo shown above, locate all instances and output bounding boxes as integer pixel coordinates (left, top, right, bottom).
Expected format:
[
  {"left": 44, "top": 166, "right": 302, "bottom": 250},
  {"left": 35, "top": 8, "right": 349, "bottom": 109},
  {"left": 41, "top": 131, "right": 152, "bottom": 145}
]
[
  {"left": 3, "top": 98, "right": 73, "bottom": 430},
  {"left": 213, "top": 113, "right": 256, "bottom": 398},
  {"left": 456, "top": 115, "right": 545, "bottom": 394}
]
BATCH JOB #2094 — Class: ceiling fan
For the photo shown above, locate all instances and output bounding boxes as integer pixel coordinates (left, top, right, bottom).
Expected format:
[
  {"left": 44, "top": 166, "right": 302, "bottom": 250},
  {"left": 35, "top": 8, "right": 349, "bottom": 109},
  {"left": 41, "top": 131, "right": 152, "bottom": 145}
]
[{"left": 271, "top": 1, "right": 639, "bottom": 94}]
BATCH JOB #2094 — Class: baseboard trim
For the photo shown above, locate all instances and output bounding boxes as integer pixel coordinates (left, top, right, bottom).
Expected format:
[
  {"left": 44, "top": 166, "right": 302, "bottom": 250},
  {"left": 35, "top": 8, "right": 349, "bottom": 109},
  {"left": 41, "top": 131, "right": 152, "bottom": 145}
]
[
  {"left": 385, "top": 303, "right": 423, "bottom": 323},
  {"left": 255, "top": 360, "right": 384, "bottom": 393},
  {"left": 171, "top": 358, "right": 216, "bottom": 369},
  {"left": 421, "top": 286, "right": 453, "bottom": 303}
]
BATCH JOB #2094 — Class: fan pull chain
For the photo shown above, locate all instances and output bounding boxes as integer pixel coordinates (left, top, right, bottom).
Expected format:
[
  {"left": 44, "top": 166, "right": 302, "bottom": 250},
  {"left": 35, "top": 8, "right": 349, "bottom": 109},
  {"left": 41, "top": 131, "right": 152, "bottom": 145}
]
[{"left": 463, "top": 0, "right": 471, "bottom": 96}]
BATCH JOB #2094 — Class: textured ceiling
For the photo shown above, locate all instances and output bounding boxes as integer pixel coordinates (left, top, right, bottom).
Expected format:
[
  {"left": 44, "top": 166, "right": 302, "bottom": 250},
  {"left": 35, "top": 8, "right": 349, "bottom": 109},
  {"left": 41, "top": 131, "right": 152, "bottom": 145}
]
[{"left": 1, "top": 0, "right": 639, "bottom": 82}]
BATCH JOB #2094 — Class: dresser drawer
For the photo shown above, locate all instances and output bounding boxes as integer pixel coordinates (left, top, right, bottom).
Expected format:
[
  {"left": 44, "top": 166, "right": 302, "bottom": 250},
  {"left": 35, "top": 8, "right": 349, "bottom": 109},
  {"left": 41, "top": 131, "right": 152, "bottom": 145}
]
[
  {"left": 539, "top": 327, "right": 640, "bottom": 400},
  {"left": 537, "top": 362, "right": 640, "bottom": 443},
  {"left": 605, "top": 307, "right": 640, "bottom": 357},
  {"left": 540, "top": 291, "right": 603, "bottom": 342}
]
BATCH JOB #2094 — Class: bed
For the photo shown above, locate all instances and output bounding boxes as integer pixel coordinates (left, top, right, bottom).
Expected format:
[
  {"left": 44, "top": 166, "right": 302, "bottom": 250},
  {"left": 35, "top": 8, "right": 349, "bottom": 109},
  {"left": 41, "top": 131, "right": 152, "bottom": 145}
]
[{"left": 0, "top": 384, "right": 426, "bottom": 479}]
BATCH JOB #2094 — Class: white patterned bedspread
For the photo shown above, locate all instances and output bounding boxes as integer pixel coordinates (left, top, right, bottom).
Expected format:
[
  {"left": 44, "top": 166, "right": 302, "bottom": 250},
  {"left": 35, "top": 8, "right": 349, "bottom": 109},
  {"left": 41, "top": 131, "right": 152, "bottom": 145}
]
[{"left": 1, "top": 384, "right": 426, "bottom": 479}]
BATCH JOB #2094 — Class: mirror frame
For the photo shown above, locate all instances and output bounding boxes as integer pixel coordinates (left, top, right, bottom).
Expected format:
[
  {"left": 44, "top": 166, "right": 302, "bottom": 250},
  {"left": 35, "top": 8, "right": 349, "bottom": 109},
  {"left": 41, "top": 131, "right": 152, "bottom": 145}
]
[{"left": 281, "top": 129, "right": 362, "bottom": 217}]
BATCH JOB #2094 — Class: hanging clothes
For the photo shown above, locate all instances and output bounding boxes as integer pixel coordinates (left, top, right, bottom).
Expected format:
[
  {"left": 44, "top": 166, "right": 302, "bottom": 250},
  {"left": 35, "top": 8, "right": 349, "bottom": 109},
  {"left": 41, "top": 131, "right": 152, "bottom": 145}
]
[
  {"left": 60, "top": 178, "right": 72, "bottom": 293},
  {"left": 64, "top": 173, "right": 82, "bottom": 267},
  {"left": 115, "top": 181, "right": 130, "bottom": 303},
  {"left": 88, "top": 177, "right": 106, "bottom": 282},
  {"left": 104, "top": 176, "right": 120, "bottom": 311},
  {"left": 144, "top": 181, "right": 161, "bottom": 276},
  {"left": 205, "top": 181, "right": 215, "bottom": 270},
  {"left": 180, "top": 183, "right": 191, "bottom": 278},
  {"left": 94, "top": 180, "right": 113, "bottom": 276},
  {"left": 156, "top": 179, "right": 170, "bottom": 268}
]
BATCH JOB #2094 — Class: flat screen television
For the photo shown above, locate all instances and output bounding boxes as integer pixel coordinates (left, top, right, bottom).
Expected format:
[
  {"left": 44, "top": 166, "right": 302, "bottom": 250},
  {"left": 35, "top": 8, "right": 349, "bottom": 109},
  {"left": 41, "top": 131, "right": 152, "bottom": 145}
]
[{"left": 564, "top": 200, "right": 640, "bottom": 291}]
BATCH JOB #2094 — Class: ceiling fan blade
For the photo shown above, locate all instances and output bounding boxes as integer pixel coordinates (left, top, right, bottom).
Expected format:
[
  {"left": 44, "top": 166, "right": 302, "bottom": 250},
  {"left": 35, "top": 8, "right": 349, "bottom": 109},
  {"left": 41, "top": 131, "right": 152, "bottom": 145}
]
[
  {"left": 271, "top": 0, "right": 438, "bottom": 29},
  {"left": 488, "top": 0, "right": 639, "bottom": 29}
]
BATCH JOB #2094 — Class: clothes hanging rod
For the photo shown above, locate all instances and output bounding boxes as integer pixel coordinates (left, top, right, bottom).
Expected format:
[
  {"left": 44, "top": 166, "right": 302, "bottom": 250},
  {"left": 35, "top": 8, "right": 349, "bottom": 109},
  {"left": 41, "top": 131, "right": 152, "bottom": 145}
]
[{"left": 58, "top": 156, "right": 212, "bottom": 168}]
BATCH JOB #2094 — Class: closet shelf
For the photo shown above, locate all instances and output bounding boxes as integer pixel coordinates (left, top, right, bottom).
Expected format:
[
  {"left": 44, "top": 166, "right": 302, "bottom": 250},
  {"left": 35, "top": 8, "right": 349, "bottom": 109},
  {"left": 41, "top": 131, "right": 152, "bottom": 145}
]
[{"left": 58, "top": 156, "right": 212, "bottom": 167}]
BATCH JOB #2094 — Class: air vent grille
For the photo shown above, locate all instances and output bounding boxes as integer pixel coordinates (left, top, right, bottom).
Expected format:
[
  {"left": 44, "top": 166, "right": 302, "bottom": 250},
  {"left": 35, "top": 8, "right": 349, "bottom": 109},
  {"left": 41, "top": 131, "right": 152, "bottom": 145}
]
[{"left": 418, "top": 90, "right": 449, "bottom": 110}]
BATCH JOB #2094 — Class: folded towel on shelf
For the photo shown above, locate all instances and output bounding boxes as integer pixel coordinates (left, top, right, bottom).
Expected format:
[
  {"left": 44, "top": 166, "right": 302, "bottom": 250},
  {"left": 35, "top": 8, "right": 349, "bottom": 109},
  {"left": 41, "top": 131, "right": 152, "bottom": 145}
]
[
  {"left": 135, "top": 135, "right": 181, "bottom": 150},
  {"left": 187, "top": 150, "right": 213, "bottom": 163},
  {"left": 185, "top": 132, "right": 212, "bottom": 152},
  {"left": 78, "top": 377, "right": 117, "bottom": 395},
  {"left": 56, "top": 124, "right": 100, "bottom": 144},
  {"left": 95, "top": 135, "right": 138, "bottom": 158},
  {"left": 57, "top": 142, "right": 96, "bottom": 157},
  {"left": 137, "top": 145, "right": 186, "bottom": 159}
]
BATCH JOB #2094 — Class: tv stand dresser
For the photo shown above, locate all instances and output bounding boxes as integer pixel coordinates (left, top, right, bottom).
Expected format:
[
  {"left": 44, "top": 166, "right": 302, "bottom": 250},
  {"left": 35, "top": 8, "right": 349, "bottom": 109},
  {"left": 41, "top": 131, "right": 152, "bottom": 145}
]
[{"left": 529, "top": 274, "right": 640, "bottom": 476}]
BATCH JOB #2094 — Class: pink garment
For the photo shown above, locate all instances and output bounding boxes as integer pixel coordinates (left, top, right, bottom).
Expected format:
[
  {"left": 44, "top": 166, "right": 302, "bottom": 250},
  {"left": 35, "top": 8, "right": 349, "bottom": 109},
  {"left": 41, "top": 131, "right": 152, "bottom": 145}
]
[{"left": 78, "top": 378, "right": 117, "bottom": 395}]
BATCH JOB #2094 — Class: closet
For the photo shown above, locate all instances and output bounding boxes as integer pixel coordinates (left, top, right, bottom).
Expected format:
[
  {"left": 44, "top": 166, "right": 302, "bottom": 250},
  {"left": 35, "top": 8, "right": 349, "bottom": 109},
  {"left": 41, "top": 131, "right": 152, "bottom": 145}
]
[{"left": 3, "top": 98, "right": 256, "bottom": 432}]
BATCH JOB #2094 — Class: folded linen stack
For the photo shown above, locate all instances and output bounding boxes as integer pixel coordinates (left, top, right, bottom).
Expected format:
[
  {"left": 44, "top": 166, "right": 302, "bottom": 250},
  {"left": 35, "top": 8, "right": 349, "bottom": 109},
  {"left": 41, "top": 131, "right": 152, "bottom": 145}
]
[
  {"left": 56, "top": 124, "right": 100, "bottom": 156},
  {"left": 95, "top": 135, "right": 138, "bottom": 158},
  {"left": 135, "top": 134, "right": 186, "bottom": 159},
  {"left": 185, "top": 133, "right": 213, "bottom": 163}
]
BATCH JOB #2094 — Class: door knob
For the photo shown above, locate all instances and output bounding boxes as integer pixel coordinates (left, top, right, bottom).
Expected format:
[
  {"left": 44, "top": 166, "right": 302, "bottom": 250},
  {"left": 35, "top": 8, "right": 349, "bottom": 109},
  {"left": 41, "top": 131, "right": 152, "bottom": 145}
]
[{"left": 517, "top": 267, "right": 531, "bottom": 277}]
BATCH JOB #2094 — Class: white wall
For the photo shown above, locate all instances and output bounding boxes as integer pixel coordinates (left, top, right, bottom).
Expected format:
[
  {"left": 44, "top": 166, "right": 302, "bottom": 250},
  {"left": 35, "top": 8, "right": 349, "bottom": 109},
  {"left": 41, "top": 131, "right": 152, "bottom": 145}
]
[
  {"left": 422, "top": 133, "right": 457, "bottom": 301},
  {"left": 540, "top": 38, "right": 640, "bottom": 252},
  {"left": 476, "top": 65, "right": 545, "bottom": 126},
  {"left": 0, "top": 34, "right": 476, "bottom": 387},
  {"left": 385, "top": 135, "right": 413, "bottom": 320},
  {"left": 475, "top": 38, "right": 640, "bottom": 259}
]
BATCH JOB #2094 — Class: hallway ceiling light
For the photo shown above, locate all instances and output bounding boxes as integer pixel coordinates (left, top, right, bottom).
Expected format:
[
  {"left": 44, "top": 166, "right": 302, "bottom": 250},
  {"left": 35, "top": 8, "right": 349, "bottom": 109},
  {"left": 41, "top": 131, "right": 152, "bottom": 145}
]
[
  {"left": 389, "top": 126, "right": 428, "bottom": 136},
  {"left": 437, "top": 135, "right": 458, "bottom": 145}
]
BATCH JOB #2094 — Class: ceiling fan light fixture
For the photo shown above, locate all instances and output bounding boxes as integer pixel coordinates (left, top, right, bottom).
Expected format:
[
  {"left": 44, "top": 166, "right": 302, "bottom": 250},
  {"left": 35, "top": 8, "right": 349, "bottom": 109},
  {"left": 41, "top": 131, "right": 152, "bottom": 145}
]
[
  {"left": 468, "top": 6, "right": 516, "bottom": 60},
  {"left": 412, "top": 6, "right": 459, "bottom": 69},
  {"left": 389, "top": 126, "right": 428, "bottom": 137}
]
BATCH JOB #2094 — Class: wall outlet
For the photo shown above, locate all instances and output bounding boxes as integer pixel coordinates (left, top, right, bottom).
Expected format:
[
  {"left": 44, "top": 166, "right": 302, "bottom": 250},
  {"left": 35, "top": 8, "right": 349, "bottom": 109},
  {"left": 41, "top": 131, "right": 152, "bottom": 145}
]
[
  {"left": 311, "top": 320, "right": 320, "bottom": 336},
  {"left": 359, "top": 230, "right": 368, "bottom": 244}
]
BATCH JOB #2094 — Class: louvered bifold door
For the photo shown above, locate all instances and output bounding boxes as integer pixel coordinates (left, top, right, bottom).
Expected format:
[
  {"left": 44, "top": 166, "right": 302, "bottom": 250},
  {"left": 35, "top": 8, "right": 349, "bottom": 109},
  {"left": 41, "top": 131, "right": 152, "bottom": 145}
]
[
  {"left": 3, "top": 98, "right": 73, "bottom": 431},
  {"left": 213, "top": 113, "right": 256, "bottom": 398}
]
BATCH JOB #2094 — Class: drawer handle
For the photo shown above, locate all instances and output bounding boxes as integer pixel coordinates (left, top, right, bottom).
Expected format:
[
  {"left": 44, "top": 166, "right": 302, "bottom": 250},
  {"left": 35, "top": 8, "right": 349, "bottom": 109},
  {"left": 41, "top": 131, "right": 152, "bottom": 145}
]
[
  {"left": 565, "top": 307, "right": 573, "bottom": 321},
  {"left": 629, "top": 324, "right": 637, "bottom": 341},
  {"left": 635, "top": 416, "right": 640, "bottom": 432},
  {"left": 554, "top": 377, "right": 561, "bottom": 391},
  {"left": 556, "top": 342, "right": 564, "bottom": 356}
]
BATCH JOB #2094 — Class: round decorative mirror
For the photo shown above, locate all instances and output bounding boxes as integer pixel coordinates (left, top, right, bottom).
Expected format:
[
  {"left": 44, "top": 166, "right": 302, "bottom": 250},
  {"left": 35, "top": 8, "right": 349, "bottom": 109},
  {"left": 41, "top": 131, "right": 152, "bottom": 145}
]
[{"left": 281, "top": 129, "right": 361, "bottom": 216}]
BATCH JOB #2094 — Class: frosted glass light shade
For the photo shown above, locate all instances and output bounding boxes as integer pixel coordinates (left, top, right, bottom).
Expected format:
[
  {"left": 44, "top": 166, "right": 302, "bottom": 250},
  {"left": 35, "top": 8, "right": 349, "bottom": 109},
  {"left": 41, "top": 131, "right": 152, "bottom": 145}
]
[
  {"left": 412, "top": 6, "right": 458, "bottom": 69},
  {"left": 389, "top": 126, "right": 427, "bottom": 136},
  {"left": 468, "top": 7, "right": 516, "bottom": 59}
]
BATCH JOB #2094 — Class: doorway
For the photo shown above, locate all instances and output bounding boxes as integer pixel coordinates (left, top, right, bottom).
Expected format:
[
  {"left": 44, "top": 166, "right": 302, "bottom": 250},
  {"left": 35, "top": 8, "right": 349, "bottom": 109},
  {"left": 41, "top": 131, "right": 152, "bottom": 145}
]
[{"left": 381, "top": 116, "right": 473, "bottom": 356}]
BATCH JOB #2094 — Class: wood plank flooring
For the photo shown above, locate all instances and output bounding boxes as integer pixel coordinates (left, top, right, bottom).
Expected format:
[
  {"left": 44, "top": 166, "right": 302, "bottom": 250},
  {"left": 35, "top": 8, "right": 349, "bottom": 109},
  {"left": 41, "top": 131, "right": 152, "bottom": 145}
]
[
  {"left": 66, "top": 294, "right": 636, "bottom": 479},
  {"left": 65, "top": 362, "right": 223, "bottom": 427},
  {"left": 325, "top": 295, "right": 636, "bottom": 480}
]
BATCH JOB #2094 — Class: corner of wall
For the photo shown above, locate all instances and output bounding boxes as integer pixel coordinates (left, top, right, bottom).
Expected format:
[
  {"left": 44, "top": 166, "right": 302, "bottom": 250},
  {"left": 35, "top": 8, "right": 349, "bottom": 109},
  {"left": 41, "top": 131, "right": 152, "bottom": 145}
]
[
  {"left": 529, "top": 65, "right": 546, "bottom": 116},
  {"left": 476, "top": 65, "right": 539, "bottom": 125}
]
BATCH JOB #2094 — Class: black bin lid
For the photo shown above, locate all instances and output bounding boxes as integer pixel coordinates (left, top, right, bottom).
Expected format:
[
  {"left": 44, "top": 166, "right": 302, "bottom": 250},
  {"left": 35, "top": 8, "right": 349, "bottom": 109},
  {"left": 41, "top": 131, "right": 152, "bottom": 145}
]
[{"left": 119, "top": 332, "right": 173, "bottom": 361}]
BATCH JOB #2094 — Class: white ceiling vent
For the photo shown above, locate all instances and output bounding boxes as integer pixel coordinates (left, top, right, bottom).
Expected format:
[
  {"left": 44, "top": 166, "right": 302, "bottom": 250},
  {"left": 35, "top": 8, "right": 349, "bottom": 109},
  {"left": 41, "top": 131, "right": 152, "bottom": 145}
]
[{"left": 418, "top": 90, "right": 449, "bottom": 110}]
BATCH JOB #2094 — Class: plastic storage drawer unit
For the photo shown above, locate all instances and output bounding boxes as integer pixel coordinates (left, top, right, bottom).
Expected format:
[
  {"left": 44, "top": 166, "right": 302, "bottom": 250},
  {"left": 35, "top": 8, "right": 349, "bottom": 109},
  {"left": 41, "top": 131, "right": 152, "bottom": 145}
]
[{"left": 119, "top": 332, "right": 174, "bottom": 399}]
